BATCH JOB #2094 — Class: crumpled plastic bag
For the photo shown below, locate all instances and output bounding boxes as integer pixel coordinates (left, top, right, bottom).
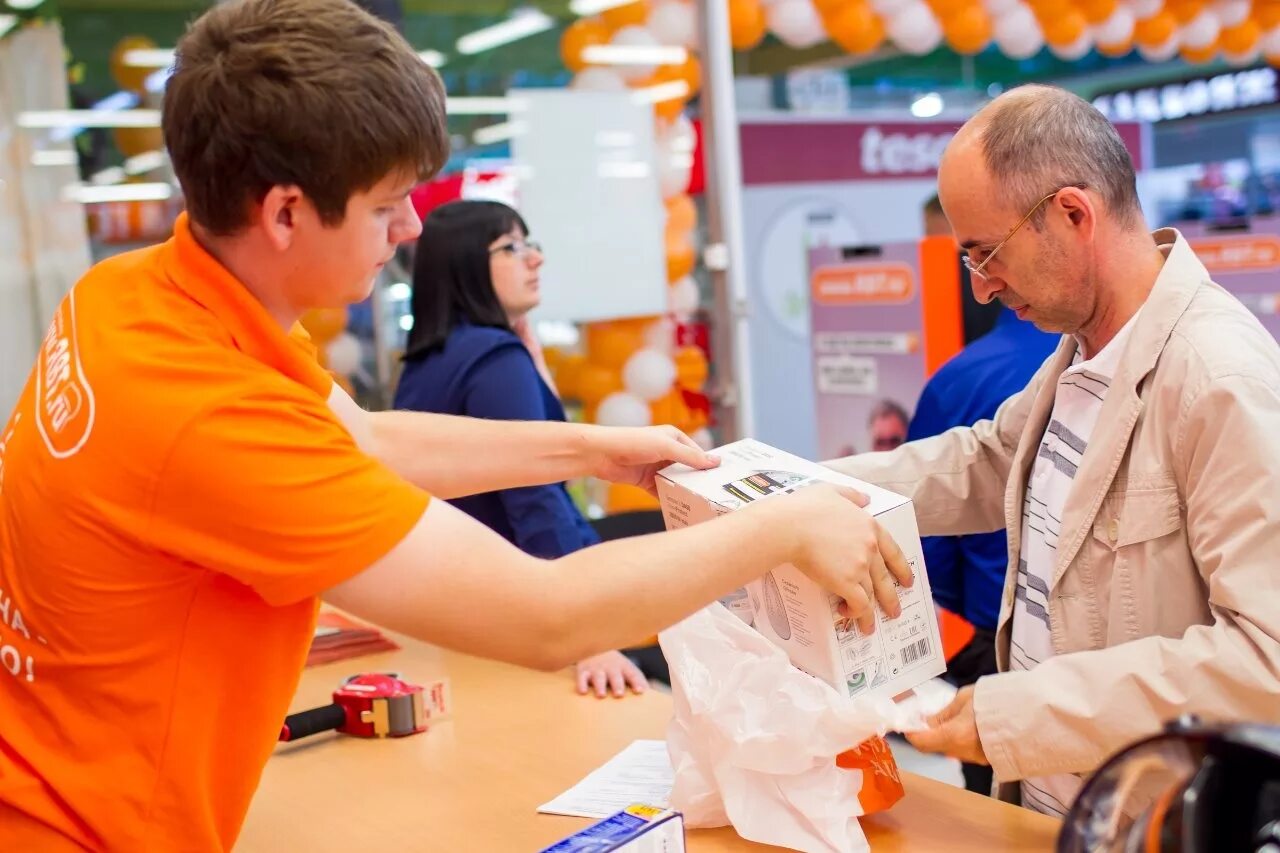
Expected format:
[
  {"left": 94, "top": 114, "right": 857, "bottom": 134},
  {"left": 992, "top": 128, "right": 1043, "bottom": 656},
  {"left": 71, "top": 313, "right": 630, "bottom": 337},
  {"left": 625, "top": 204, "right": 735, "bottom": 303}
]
[{"left": 658, "top": 602, "right": 939, "bottom": 853}]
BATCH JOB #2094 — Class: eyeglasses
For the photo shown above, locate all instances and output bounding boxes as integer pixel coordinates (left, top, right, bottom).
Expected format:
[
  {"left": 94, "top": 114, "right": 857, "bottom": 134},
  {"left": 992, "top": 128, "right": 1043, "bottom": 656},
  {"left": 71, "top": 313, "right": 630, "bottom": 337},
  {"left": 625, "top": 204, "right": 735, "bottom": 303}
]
[
  {"left": 489, "top": 239, "right": 543, "bottom": 260},
  {"left": 962, "top": 185, "right": 1083, "bottom": 281}
]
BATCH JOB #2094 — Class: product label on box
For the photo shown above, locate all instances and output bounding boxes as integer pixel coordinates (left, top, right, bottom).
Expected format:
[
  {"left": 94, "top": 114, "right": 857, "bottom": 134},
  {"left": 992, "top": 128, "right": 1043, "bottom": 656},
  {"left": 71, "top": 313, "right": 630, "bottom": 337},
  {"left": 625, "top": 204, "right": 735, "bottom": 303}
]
[{"left": 539, "top": 805, "right": 685, "bottom": 852}]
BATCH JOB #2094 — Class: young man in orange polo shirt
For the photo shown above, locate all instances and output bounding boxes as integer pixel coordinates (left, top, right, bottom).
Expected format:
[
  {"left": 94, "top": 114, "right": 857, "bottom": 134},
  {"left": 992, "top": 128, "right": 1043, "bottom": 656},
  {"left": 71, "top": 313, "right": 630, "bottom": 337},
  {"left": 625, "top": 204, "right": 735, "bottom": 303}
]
[{"left": 0, "top": 1, "right": 912, "bottom": 849}]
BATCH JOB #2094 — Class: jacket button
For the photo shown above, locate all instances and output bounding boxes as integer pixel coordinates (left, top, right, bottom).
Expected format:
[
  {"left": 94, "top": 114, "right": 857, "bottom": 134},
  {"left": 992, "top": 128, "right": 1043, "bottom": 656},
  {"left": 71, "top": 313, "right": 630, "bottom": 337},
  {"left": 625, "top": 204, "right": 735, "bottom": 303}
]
[{"left": 1108, "top": 519, "right": 1120, "bottom": 542}]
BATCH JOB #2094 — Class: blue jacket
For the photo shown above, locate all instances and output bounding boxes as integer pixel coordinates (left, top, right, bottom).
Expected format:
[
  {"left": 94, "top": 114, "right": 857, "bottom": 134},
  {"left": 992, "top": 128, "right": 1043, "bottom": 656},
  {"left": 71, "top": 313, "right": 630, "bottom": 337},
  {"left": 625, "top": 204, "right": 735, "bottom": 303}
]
[
  {"left": 906, "top": 308, "right": 1060, "bottom": 631},
  {"left": 392, "top": 322, "right": 600, "bottom": 559}
]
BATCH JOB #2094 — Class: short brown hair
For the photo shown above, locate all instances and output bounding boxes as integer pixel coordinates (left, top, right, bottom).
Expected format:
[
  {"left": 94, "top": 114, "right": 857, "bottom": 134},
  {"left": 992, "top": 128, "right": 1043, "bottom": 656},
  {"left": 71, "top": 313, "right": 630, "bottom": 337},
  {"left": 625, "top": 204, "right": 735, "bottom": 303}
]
[
  {"left": 163, "top": 0, "right": 449, "bottom": 235},
  {"left": 978, "top": 85, "right": 1141, "bottom": 228}
]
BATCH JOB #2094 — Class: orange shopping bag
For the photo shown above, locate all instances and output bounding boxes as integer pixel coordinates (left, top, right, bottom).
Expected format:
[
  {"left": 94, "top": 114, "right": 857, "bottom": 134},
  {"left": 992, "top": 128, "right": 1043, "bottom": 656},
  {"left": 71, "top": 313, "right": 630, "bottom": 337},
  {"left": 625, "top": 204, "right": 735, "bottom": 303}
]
[{"left": 837, "top": 735, "right": 906, "bottom": 814}]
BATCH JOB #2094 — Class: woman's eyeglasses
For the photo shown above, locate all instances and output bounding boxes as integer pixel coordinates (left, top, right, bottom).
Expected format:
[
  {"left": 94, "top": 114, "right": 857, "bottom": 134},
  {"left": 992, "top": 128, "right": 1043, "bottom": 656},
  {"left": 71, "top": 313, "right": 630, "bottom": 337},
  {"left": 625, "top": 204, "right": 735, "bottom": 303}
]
[{"left": 489, "top": 239, "right": 543, "bottom": 260}]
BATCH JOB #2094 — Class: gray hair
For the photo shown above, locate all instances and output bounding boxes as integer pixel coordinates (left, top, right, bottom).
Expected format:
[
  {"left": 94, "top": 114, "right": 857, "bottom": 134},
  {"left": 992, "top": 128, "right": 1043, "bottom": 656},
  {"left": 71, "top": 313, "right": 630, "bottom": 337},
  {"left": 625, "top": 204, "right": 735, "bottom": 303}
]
[{"left": 977, "top": 84, "right": 1141, "bottom": 228}]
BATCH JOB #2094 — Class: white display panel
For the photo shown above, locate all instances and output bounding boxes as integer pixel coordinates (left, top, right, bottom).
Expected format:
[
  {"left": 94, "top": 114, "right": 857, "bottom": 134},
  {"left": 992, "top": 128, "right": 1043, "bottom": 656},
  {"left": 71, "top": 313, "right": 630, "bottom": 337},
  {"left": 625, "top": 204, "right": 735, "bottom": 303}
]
[{"left": 509, "top": 89, "right": 667, "bottom": 323}]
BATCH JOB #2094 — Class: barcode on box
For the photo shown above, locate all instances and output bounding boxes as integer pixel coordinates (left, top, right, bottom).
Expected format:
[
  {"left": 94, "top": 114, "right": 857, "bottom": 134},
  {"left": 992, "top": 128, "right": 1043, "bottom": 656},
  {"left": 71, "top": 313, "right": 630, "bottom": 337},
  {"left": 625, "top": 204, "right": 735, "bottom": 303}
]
[{"left": 902, "top": 638, "right": 929, "bottom": 666}]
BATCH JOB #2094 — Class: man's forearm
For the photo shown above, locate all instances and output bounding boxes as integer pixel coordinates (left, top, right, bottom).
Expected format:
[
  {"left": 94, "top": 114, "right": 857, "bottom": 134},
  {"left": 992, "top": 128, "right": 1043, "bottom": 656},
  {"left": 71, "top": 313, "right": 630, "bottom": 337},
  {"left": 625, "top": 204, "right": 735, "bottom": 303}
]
[{"left": 368, "top": 410, "right": 591, "bottom": 499}]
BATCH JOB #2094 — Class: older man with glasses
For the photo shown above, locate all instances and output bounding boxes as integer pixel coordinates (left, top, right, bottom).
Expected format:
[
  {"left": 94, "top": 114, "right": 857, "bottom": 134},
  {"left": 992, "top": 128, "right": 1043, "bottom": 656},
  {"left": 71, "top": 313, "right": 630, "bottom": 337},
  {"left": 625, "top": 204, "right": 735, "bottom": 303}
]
[{"left": 830, "top": 84, "right": 1280, "bottom": 817}]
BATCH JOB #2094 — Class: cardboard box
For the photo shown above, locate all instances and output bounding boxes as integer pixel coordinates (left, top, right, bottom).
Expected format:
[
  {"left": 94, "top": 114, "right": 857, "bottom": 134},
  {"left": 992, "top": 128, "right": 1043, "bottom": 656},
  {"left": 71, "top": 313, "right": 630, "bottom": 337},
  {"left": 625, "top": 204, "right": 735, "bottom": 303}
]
[
  {"left": 657, "top": 439, "right": 944, "bottom": 701},
  {"left": 538, "top": 805, "right": 685, "bottom": 853}
]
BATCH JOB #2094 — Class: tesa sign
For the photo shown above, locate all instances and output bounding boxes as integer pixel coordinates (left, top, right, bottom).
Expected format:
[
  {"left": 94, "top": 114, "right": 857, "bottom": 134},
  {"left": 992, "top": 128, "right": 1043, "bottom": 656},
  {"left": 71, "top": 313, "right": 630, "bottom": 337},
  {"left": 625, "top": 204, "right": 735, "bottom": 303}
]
[{"left": 740, "top": 122, "right": 963, "bottom": 185}]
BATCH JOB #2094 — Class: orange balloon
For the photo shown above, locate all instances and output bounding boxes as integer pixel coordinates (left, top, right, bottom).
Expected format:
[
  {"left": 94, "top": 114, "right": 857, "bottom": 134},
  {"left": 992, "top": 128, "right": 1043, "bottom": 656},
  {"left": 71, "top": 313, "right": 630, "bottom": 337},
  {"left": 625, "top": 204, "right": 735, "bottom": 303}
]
[
  {"left": 551, "top": 352, "right": 586, "bottom": 400},
  {"left": 602, "top": 0, "right": 648, "bottom": 30},
  {"left": 1080, "top": 0, "right": 1118, "bottom": 24},
  {"left": 674, "top": 346, "right": 708, "bottom": 391},
  {"left": 1096, "top": 38, "right": 1134, "bottom": 56},
  {"left": 585, "top": 321, "right": 645, "bottom": 370},
  {"left": 942, "top": 5, "right": 992, "bottom": 54},
  {"left": 928, "top": 0, "right": 971, "bottom": 21},
  {"left": 675, "top": 51, "right": 702, "bottom": 98},
  {"left": 666, "top": 194, "right": 698, "bottom": 235},
  {"left": 113, "top": 125, "right": 164, "bottom": 159},
  {"left": 606, "top": 482, "right": 661, "bottom": 513},
  {"left": 645, "top": 61, "right": 695, "bottom": 122},
  {"left": 729, "top": 0, "right": 768, "bottom": 49},
  {"left": 666, "top": 232, "right": 696, "bottom": 283},
  {"left": 1256, "top": 2, "right": 1280, "bottom": 31},
  {"left": 1134, "top": 10, "right": 1177, "bottom": 46},
  {"left": 1026, "top": 0, "right": 1072, "bottom": 21},
  {"left": 575, "top": 362, "right": 625, "bottom": 405},
  {"left": 825, "top": 1, "right": 887, "bottom": 53},
  {"left": 813, "top": 0, "right": 852, "bottom": 13},
  {"left": 1180, "top": 41, "right": 1219, "bottom": 62},
  {"left": 560, "top": 17, "right": 612, "bottom": 73},
  {"left": 1166, "top": 0, "right": 1204, "bottom": 23},
  {"left": 649, "top": 388, "right": 686, "bottom": 426},
  {"left": 110, "top": 35, "right": 158, "bottom": 94},
  {"left": 1043, "top": 9, "right": 1087, "bottom": 45},
  {"left": 1220, "top": 18, "right": 1260, "bottom": 53},
  {"left": 300, "top": 307, "right": 348, "bottom": 345}
]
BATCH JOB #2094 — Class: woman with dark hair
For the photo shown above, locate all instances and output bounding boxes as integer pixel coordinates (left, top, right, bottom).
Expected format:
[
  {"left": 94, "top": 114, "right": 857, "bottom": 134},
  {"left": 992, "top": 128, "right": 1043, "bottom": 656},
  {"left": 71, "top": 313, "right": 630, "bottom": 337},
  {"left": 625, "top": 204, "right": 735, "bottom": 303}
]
[{"left": 394, "top": 200, "right": 648, "bottom": 699}]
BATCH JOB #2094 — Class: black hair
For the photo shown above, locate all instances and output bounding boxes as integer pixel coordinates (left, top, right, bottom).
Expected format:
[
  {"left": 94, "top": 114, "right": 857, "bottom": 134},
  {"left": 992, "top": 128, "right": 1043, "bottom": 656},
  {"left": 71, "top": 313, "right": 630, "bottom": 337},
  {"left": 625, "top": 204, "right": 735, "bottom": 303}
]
[{"left": 403, "top": 199, "right": 529, "bottom": 359}]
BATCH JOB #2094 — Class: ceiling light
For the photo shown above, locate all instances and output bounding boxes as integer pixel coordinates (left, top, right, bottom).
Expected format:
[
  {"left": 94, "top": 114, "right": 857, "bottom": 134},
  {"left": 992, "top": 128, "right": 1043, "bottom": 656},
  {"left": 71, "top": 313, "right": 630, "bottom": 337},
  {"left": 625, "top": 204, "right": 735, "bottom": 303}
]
[
  {"left": 31, "top": 150, "right": 78, "bottom": 167},
  {"left": 911, "top": 92, "right": 944, "bottom": 119},
  {"left": 418, "top": 50, "right": 446, "bottom": 68},
  {"left": 90, "top": 167, "right": 127, "bottom": 186},
  {"left": 581, "top": 45, "right": 688, "bottom": 66},
  {"left": 124, "top": 150, "right": 168, "bottom": 175},
  {"left": 62, "top": 182, "right": 174, "bottom": 204},
  {"left": 5, "top": 0, "right": 43, "bottom": 9},
  {"left": 569, "top": 0, "right": 632, "bottom": 14},
  {"left": 456, "top": 8, "right": 553, "bottom": 56},
  {"left": 19, "top": 109, "right": 162, "bottom": 129},
  {"left": 631, "top": 80, "right": 691, "bottom": 105},
  {"left": 472, "top": 120, "right": 527, "bottom": 146},
  {"left": 446, "top": 96, "right": 529, "bottom": 115},
  {"left": 122, "top": 48, "right": 175, "bottom": 68}
]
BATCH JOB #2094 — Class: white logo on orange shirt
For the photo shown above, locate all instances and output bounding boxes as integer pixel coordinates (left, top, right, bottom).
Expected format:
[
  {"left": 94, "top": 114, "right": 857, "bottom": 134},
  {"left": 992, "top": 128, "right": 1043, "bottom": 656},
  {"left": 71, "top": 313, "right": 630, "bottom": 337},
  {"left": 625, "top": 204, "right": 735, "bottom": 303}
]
[
  {"left": 35, "top": 290, "right": 96, "bottom": 459},
  {"left": 0, "top": 412, "right": 17, "bottom": 497}
]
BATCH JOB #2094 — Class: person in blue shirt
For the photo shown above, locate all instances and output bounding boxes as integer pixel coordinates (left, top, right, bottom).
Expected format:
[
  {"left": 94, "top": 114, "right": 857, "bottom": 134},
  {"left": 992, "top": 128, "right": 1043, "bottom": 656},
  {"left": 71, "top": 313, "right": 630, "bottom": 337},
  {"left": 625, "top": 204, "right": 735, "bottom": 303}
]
[
  {"left": 394, "top": 200, "right": 647, "bottom": 699},
  {"left": 907, "top": 304, "right": 1059, "bottom": 794}
]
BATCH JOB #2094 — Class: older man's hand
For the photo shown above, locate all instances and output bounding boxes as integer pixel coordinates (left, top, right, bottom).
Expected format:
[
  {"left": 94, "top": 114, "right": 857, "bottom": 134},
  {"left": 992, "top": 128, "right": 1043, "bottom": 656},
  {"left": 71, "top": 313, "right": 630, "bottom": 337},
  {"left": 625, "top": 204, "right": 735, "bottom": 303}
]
[{"left": 904, "top": 685, "right": 990, "bottom": 766}]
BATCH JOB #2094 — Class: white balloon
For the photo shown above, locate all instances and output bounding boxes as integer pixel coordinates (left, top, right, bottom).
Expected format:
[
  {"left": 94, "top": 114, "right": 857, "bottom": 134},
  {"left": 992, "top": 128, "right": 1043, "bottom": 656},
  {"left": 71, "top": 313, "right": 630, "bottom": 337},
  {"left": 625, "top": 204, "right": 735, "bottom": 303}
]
[
  {"left": 610, "top": 26, "right": 661, "bottom": 83},
  {"left": 691, "top": 427, "right": 715, "bottom": 451},
  {"left": 1214, "top": 0, "right": 1251, "bottom": 27},
  {"left": 1050, "top": 29, "right": 1094, "bottom": 59},
  {"left": 657, "top": 150, "right": 694, "bottom": 199},
  {"left": 887, "top": 3, "right": 943, "bottom": 55},
  {"left": 643, "top": 317, "right": 677, "bottom": 353},
  {"left": 326, "top": 332, "right": 362, "bottom": 376},
  {"left": 1128, "top": 0, "right": 1164, "bottom": 18},
  {"left": 1224, "top": 45, "right": 1261, "bottom": 65},
  {"left": 596, "top": 391, "right": 653, "bottom": 427},
  {"left": 1094, "top": 5, "right": 1135, "bottom": 46},
  {"left": 668, "top": 275, "right": 700, "bottom": 320},
  {"left": 647, "top": 0, "right": 700, "bottom": 48},
  {"left": 654, "top": 113, "right": 696, "bottom": 199},
  {"left": 1262, "top": 25, "right": 1280, "bottom": 56},
  {"left": 662, "top": 113, "right": 697, "bottom": 155},
  {"left": 994, "top": 5, "right": 1044, "bottom": 59},
  {"left": 982, "top": 0, "right": 1021, "bottom": 15},
  {"left": 1137, "top": 32, "right": 1180, "bottom": 60},
  {"left": 766, "top": 0, "right": 828, "bottom": 48},
  {"left": 623, "top": 348, "right": 679, "bottom": 401},
  {"left": 871, "top": 0, "right": 911, "bottom": 15},
  {"left": 1181, "top": 10, "right": 1221, "bottom": 49},
  {"left": 571, "top": 67, "right": 627, "bottom": 91}
]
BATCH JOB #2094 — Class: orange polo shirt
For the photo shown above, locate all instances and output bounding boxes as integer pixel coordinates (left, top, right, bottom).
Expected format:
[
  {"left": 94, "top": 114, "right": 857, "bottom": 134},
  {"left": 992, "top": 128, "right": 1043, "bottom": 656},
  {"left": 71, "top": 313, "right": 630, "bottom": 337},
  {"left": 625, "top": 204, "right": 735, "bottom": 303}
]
[{"left": 0, "top": 214, "right": 429, "bottom": 851}]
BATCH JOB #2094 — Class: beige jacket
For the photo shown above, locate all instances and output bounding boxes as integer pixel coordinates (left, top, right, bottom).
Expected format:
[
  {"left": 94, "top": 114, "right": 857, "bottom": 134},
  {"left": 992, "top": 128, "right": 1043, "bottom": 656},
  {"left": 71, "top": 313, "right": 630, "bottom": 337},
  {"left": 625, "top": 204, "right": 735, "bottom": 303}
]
[{"left": 832, "top": 229, "right": 1280, "bottom": 801}]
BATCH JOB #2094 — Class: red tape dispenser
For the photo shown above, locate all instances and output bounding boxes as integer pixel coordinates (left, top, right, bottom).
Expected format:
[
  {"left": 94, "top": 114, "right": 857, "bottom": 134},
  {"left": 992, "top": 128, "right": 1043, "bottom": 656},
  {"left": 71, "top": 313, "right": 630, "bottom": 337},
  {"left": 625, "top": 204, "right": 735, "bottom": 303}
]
[{"left": 279, "top": 672, "right": 429, "bottom": 742}]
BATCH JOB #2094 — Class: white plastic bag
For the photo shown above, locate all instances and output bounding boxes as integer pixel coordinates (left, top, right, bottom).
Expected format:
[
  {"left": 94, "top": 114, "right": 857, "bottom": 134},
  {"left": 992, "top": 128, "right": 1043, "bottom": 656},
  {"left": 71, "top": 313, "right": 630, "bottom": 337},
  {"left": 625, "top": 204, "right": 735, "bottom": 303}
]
[{"left": 658, "top": 603, "right": 934, "bottom": 853}]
